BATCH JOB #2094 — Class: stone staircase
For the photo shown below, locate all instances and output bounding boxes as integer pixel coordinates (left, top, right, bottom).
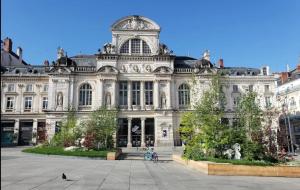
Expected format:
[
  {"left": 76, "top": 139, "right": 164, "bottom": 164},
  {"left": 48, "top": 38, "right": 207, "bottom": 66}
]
[{"left": 119, "top": 146, "right": 183, "bottom": 161}]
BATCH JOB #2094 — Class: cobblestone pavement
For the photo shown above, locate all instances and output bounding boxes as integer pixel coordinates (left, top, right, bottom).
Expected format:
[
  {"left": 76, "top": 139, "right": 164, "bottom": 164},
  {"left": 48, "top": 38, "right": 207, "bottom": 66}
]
[{"left": 1, "top": 147, "right": 300, "bottom": 190}]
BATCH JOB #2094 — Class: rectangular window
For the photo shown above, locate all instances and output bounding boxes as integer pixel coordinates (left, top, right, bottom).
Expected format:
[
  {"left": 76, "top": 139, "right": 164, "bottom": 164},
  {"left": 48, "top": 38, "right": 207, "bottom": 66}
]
[
  {"left": 24, "top": 97, "right": 32, "bottom": 111},
  {"left": 26, "top": 84, "right": 33, "bottom": 92},
  {"left": 8, "top": 84, "right": 15, "bottom": 92},
  {"left": 264, "top": 85, "right": 270, "bottom": 92},
  {"left": 43, "top": 84, "right": 49, "bottom": 92},
  {"left": 6, "top": 97, "right": 14, "bottom": 110},
  {"left": 145, "top": 81, "right": 153, "bottom": 105},
  {"left": 233, "top": 85, "right": 238, "bottom": 92},
  {"left": 119, "top": 81, "right": 128, "bottom": 106},
  {"left": 131, "top": 39, "right": 141, "bottom": 54},
  {"left": 265, "top": 97, "right": 271, "bottom": 108},
  {"left": 42, "top": 97, "right": 48, "bottom": 110},
  {"left": 132, "top": 81, "right": 140, "bottom": 105}
]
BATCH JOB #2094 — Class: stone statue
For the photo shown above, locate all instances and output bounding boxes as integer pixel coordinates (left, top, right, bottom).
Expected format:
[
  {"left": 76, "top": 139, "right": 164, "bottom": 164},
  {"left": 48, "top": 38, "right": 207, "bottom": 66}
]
[
  {"left": 132, "top": 17, "right": 138, "bottom": 29},
  {"left": 203, "top": 50, "right": 210, "bottom": 61},
  {"left": 57, "top": 93, "right": 63, "bottom": 106},
  {"left": 161, "top": 93, "right": 166, "bottom": 108},
  {"left": 105, "top": 93, "right": 111, "bottom": 106},
  {"left": 232, "top": 143, "right": 241, "bottom": 160},
  {"left": 102, "top": 43, "right": 115, "bottom": 54},
  {"left": 57, "top": 47, "right": 65, "bottom": 59},
  {"left": 158, "top": 43, "right": 173, "bottom": 55},
  {"left": 223, "top": 148, "right": 233, "bottom": 159}
]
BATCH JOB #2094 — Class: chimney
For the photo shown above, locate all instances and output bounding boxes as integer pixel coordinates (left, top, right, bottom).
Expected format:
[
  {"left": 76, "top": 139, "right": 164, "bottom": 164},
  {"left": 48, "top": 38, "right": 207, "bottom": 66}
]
[
  {"left": 3, "top": 38, "right": 12, "bottom": 52},
  {"left": 297, "top": 64, "right": 300, "bottom": 72},
  {"left": 218, "top": 59, "right": 224, "bottom": 68},
  {"left": 280, "top": 72, "right": 289, "bottom": 84},
  {"left": 16, "top": 47, "right": 23, "bottom": 63}
]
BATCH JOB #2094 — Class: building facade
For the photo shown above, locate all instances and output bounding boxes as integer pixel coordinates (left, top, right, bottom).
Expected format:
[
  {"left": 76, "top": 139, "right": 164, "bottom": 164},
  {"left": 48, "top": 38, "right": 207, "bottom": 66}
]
[
  {"left": 275, "top": 66, "right": 300, "bottom": 149},
  {"left": 1, "top": 15, "right": 277, "bottom": 147}
]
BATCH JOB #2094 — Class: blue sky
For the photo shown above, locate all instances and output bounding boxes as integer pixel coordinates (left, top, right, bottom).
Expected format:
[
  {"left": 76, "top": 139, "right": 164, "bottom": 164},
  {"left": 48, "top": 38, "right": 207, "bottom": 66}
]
[{"left": 1, "top": 0, "right": 300, "bottom": 72}]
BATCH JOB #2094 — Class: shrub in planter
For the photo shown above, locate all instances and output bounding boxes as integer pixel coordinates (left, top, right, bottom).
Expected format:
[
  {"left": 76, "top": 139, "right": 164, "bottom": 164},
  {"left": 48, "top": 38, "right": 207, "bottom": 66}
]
[{"left": 83, "top": 133, "right": 96, "bottom": 150}]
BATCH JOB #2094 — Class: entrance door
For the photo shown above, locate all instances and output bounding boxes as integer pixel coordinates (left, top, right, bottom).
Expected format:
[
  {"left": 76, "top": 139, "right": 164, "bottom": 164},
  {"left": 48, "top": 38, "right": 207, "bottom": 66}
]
[
  {"left": 37, "top": 122, "right": 46, "bottom": 144},
  {"left": 1, "top": 122, "right": 14, "bottom": 146},
  {"left": 131, "top": 118, "right": 141, "bottom": 147},
  {"left": 19, "top": 122, "right": 33, "bottom": 145},
  {"left": 145, "top": 118, "right": 155, "bottom": 146},
  {"left": 117, "top": 118, "right": 128, "bottom": 147}
]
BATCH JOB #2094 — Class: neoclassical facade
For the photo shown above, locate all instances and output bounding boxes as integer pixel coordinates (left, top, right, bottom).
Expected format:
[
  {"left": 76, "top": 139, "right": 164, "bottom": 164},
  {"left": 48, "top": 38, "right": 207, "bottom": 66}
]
[{"left": 1, "top": 15, "right": 277, "bottom": 147}]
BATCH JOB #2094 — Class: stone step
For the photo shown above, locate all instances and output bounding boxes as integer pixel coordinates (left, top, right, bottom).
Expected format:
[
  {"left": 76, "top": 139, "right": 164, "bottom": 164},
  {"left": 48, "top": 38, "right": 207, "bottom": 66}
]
[{"left": 120, "top": 153, "right": 173, "bottom": 161}]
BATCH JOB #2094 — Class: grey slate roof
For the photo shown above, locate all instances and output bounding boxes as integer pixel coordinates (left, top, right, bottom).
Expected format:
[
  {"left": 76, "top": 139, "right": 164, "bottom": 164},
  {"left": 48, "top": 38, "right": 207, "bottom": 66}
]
[{"left": 174, "top": 56, "right": 197, "bottom": 68}]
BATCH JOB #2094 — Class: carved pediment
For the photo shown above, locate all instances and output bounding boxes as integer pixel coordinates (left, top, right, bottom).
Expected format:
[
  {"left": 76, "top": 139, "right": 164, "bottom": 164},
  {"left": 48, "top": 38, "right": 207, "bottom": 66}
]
[
  {"left": 111, "top": 15, "right": 160, "bottom": 31},
  {"left": 153, "top": 66, "right": 173, "bottom": 74},
  {"left": 98, "top": 66, "right": 119, "bottom": 74}
]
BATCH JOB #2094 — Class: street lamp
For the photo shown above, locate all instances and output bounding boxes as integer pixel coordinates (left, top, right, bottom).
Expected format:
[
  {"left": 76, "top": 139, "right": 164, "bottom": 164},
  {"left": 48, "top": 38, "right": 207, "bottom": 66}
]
[{"left": 282, "top": 98, "right": 295, "bottom": 155}]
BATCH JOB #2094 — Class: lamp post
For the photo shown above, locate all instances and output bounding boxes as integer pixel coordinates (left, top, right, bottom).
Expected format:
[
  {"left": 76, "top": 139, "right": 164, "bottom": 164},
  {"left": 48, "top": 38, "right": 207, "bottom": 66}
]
[{"left": 282, "top": 98, "right": 295, "bottom": 155}]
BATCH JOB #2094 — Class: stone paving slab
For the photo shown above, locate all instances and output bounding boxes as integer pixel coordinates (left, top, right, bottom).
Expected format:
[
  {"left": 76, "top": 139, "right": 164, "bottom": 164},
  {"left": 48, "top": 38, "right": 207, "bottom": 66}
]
[{"left": 1, "top": 147, "right": 300, "bottom": 190}]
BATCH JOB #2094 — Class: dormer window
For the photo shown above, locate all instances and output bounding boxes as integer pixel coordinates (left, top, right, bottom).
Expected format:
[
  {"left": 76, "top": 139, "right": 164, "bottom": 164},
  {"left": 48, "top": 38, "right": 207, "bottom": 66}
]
[{"left": 120, "top": 39, "right": 151, "bottom": 55}]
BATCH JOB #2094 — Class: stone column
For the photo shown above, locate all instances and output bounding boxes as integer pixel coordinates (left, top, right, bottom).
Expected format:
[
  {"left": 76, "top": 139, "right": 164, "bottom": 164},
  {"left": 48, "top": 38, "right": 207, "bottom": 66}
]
[
  {"left": 167, "top": 80, "right": 171, "bottom": 109},
  {"left": 32, "top": 119, "right": 38, "bottom": 144},
  {"left": 154, "top": 80, "right": 159, "bottom": 109},
  {"left": 127, "top": 81, "right": 132, "bottom": 110},
  {"left": 112, "top": 80, "right": 116, "bottom": 108},
  {"left": 99, "top": 79, "right": 104, "bottom": 107},
  {"left": 141, "top": 117, "right": 146, "bottom": 147},
  {"left": 18, "top": 84, "right": 24, "bottom": 113},
  {"left": 127, "top": 118, "right": 132, "bottom": 147},
  {"left": 14, "top": 119, "right": 19, "bottom": 144},
  {"left": 140, "top": 81, "right": 145, "bottom": 110},
  {"left": 69, "top": 78, "right": 74, "bottom": 108}
]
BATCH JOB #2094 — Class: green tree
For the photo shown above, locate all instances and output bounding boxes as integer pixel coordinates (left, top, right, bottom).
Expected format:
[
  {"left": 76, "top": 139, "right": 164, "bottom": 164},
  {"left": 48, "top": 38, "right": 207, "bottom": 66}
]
[
  {"left": 180, "top": 74, "right": 228, "bottom": 158},
  {"left": 51, "top": 108, "right": 78, "bottom": 147},
  {"left": 83, "top": 107, "right": 118, "bottom": 150},
  {"left": 232, "top": 92, "right": 264, "bottom": 160}
]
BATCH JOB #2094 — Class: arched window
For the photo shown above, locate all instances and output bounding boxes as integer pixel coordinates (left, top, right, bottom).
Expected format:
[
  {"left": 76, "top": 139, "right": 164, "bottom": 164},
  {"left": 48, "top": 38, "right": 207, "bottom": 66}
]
[
  {"left": 120, "top": 41, "right": 129, "bottom": 54},
  {"left": 119, "top": 39, "right": 151, "bottom": 55},
  {"left": 79, "top": 83, "right": 92, "bottom": 106},
  {"left": 178, "top": 84, "right": 190, "bottom": 107}
]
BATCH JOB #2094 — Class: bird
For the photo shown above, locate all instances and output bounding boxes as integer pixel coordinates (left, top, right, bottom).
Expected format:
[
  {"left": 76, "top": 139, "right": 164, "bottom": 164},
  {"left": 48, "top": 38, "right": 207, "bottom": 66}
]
[{"left": 62, "top": 173, "right": 67, "bottom": 180}]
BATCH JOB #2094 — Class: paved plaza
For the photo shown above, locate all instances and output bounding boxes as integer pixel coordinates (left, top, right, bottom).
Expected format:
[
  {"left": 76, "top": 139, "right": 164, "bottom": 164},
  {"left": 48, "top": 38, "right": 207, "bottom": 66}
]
[{"left": 1, "top": 147, "right": 300, "bottom": 190}]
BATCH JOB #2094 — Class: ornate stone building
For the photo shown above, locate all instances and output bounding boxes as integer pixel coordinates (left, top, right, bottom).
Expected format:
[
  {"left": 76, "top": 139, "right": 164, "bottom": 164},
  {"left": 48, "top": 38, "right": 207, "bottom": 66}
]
[
  {"left": 1, "top": 15, "right": 277, "bottom": 147},
  {"left": 275, "top": 65, "right": 300, "bottom": 149}
]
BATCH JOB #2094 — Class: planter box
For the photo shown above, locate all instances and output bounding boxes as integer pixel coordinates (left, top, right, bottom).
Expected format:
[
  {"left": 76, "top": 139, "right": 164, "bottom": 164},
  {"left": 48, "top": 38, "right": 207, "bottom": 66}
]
[
  {"left": 172, "top": 154, "right": 300, "bottom": 178},
  {"left": 107, "top": 148, "right": 122, "bottom": 160}
]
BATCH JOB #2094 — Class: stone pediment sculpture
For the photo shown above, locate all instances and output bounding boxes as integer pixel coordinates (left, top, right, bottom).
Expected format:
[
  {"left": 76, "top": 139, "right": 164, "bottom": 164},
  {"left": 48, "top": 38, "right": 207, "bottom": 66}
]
[
  {"left": 102, "top": 43, "right": 116, "bottom": 54},
  {"left": 97, "top": 66, "right": 119, "bottom": 74},
  {"left": 153, "top": 66, "right": 173, "bottom": 74},
  {"left": 111, "top": 15, "right": 160, "bottom": 31}
]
